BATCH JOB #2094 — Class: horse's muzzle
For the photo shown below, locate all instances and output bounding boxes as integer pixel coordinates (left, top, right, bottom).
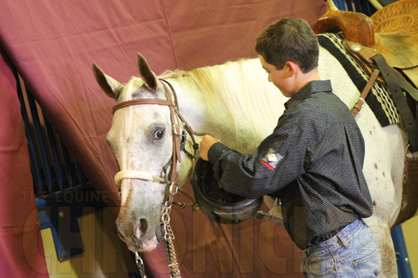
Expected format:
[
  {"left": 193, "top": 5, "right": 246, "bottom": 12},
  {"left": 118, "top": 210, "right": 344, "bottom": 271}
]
[{"left": 115, "top": 215, "right": 162, "bottom": 252}]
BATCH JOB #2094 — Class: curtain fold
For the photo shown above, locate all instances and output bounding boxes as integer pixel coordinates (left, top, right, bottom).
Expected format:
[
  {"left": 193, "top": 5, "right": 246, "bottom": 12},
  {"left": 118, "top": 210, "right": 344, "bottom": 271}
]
[{"left": 0, "top": 53, "right": 49, "bottom": 277}]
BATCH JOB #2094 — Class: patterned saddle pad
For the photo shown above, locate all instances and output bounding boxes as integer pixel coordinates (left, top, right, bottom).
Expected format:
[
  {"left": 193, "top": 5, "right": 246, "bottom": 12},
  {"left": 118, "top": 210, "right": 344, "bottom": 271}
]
[{"left": 318, "top": 33, "right": 400, "bottom": 127}]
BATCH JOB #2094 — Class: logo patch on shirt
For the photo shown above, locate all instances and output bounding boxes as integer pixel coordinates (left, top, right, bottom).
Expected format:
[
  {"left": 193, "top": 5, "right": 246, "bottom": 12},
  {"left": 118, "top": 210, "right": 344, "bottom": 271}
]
[{"left": 260, "top": 148, "right": 282, "bottom": 171}]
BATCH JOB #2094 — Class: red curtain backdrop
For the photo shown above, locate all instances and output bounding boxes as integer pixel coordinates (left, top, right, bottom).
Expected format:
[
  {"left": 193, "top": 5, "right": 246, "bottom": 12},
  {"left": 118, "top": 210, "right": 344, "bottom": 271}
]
[
  {"left": 0, "top": 54, "right": 49, "bottom": 277},
  {"left": 0, "top": 1, "right": 326, "bottom": 277}
]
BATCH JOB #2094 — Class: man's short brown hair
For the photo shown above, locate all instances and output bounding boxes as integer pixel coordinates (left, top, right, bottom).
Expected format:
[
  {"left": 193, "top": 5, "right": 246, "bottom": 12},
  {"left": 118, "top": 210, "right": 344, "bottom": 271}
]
[{"left": 255, "top": 17, "right": 319, "bottom": 73}]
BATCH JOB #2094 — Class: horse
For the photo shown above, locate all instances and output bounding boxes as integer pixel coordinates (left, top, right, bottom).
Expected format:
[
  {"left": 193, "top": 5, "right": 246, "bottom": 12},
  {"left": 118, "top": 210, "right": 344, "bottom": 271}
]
[{"left": 92, "top": 34, "right": 411, "bottom": 276}]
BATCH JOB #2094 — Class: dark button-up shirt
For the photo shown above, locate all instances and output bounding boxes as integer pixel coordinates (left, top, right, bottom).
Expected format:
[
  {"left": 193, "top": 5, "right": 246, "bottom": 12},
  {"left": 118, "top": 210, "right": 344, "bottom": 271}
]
[{"left": 208, "top": 80, "right": 373, "bottom": 249}]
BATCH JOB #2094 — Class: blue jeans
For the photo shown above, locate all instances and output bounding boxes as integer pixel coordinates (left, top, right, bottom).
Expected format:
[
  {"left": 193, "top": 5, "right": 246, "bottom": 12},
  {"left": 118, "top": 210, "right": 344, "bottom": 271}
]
[{"left": 300, "top": 219, "right": 381, "bottom": 277}]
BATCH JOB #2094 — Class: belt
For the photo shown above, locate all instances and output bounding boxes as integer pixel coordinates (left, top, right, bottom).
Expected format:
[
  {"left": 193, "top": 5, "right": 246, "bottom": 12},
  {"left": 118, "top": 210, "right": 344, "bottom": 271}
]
[{"left": 308, "top": 225, "right": 347, "bottom": 247}]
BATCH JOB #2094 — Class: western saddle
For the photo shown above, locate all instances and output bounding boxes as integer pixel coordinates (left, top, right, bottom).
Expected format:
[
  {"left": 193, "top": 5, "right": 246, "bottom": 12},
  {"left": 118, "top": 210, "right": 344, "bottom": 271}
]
[{"left": 313, "top": 0, "right": 418, "bottom": 226}]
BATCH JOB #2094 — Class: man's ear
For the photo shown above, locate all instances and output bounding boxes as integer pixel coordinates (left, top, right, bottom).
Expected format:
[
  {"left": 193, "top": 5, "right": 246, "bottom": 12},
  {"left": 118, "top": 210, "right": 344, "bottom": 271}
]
[{"left": 285, "top": 61, "right": 299, "bottom": 77}]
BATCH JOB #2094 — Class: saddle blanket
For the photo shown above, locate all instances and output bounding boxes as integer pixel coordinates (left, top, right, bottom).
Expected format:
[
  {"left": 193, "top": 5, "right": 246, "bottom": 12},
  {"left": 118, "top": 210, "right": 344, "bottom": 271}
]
[{"left": 318, "top": 33, "right": 400, "bottom": 127}]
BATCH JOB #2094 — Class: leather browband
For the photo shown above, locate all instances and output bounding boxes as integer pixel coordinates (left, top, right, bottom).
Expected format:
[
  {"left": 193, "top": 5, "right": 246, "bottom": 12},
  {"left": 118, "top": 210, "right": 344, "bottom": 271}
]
[{"left": 113, "top": 98, "right": 173, "bottom": 114}]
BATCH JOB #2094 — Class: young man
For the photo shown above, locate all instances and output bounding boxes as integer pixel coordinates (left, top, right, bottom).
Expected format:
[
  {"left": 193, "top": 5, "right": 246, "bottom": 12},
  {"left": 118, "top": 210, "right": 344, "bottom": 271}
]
[{"left": 199, "top": 18, "right": 381, "bottom": 277}]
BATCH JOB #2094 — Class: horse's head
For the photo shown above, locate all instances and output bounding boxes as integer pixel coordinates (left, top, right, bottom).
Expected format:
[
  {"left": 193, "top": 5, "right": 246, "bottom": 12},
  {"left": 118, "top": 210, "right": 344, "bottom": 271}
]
[{"left": 93, "top": 54, "right": 173, "bottom": 252}]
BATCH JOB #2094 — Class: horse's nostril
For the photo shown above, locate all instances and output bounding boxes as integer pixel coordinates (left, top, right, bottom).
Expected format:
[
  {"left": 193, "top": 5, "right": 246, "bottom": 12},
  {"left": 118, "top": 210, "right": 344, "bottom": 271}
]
[{"left": 135, "top": 218, "right": 148, "bottom": 238}]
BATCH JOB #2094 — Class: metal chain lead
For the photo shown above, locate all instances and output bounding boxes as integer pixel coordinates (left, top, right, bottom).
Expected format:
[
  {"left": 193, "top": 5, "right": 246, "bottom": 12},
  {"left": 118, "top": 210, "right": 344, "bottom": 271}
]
[
  {"left": 161, "top": 182, "right": 181, "bottom": 277},
  {"left": 135, "top": 252, "right": 147, "bottom": 278},
  {"left": 161, "top": 183, "right": 178, "bottom": 240},
  {"left": 165, "top": 238, "right": 181, "bottom": 278},
  {"left": 161, "top": 200, "right": 175, "bottom": 241}
]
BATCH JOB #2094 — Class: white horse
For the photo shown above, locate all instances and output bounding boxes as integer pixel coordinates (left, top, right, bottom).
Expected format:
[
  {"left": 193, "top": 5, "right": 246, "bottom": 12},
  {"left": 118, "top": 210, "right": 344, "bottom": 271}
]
[{"left": 93, "top": 35, "right": 409, "bottom": 277}]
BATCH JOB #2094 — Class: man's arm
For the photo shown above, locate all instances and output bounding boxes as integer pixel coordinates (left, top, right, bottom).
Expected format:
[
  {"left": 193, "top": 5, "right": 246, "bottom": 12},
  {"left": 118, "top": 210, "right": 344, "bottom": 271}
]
[
  {"left": 198, "top": 133, "right": 289, "bottom": 199},
  {"left": 199, "top": 135, "right": 221, "bottom": 161}
]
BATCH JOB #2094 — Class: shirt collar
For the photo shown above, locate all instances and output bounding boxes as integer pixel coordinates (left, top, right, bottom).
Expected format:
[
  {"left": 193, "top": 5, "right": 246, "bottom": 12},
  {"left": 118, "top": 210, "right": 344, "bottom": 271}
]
[{"left": 285, "top": 80, "right": 332, "bottom": 110}]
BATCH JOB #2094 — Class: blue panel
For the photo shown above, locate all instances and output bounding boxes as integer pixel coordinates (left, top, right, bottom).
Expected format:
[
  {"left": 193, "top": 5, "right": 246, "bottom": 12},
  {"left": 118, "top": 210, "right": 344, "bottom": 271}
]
[
  {"left": 334, "top": 0, "right": 347, "bottom": 10},
  {"left": 36, "top": 185, "right": 106, "bottom": 261},
  {"left": 391, "top": 225, "right": 413, "bottom": 278},
  {"left": 37, "top": 199, "right": 84, "bottom": 261}
]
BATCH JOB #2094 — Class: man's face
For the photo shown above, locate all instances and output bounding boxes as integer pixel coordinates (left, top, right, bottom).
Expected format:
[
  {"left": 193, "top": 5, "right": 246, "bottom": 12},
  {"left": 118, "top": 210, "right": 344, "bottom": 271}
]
[{"left": 258, "top": 55, "right": 293, "bottom": 98}]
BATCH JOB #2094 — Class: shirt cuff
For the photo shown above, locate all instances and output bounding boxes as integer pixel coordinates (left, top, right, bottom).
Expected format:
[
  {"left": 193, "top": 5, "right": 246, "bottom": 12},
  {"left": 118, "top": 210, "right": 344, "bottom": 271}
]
[{"left": 207, "top": 142, "right": 229, "bottom": 164}]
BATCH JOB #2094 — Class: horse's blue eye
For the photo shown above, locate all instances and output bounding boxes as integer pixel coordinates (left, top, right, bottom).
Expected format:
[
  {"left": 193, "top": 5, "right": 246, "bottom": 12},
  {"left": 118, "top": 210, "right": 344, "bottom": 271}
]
[{"left": 154, "top": 130, "right": 164, "bottom": 140}]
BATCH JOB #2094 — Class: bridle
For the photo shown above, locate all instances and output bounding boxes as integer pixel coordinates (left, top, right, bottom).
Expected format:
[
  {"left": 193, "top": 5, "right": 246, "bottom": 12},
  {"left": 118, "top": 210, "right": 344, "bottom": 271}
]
[
  {"left": 113, "top": 79, "right": 202, "bottom": 186},
  {"left": 112, "top": 78, "right": 204, "bottom": 278}
]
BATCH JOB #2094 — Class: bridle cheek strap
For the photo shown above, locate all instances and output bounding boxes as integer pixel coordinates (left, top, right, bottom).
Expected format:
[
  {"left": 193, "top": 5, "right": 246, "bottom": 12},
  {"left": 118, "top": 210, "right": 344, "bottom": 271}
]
[{"left": 114, "top": 170, "right": 165, "bottom": 185}]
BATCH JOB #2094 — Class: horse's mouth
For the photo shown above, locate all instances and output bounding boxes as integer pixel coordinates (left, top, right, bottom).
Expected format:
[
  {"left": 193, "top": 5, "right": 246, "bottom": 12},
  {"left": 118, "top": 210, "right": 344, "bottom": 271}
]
[
  {"left": 116, "top": 205, "right": 165, "bottom": 252},
  {"left": 125, "top": 225, "right": 163, "bottom": 252},
  {"left": 127, "top": 235, "right": 160, "bottom": 252}
]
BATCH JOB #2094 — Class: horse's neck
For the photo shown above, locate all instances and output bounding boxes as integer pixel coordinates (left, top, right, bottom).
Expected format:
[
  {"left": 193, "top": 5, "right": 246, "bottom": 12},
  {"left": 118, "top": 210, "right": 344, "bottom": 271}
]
[
  {"left": 171, "top": 78, "right": 254, "bottom": 148},
  {"left": 170, "top": 60, "right": 284, "bottom": 151},
  {"left": 176, "top": 86, "right": 263, "bottom": 150},
  {"left": 167, "top": 60, "right": 286, "bottom": 184}
]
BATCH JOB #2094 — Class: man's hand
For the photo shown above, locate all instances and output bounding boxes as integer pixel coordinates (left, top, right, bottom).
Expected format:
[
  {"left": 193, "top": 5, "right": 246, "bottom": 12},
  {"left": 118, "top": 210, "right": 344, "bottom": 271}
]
[{"left": 199, "top": 135, "right": 221, "bottom": 161}]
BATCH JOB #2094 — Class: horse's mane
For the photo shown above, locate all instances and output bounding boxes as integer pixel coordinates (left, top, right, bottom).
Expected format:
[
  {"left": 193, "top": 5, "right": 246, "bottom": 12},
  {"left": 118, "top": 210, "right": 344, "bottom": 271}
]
[{"left": 160, "top": 58, "right": 285, "bottom": 151}]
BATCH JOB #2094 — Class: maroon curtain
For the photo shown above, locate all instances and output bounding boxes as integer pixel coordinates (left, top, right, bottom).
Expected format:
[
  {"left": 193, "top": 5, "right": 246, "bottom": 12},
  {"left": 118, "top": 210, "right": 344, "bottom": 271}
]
[
  {"left": 0, "top": 1, "right": 326, "bottom": 277},
  {"left": 0, "top": 53, "right": 49, "bottom": 277}
]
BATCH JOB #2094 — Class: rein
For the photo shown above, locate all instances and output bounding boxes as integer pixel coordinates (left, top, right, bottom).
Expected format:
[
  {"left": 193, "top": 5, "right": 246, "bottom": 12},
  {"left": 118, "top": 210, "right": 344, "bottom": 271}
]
[{"left": 113, "top": 79, "right": 204, "bottom": 278}]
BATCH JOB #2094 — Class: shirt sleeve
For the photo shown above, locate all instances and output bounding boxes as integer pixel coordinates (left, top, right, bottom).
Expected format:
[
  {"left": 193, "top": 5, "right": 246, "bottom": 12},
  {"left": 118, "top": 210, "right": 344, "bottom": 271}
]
[{"left": 207, "top": 111, "right": 310, "bottom": 199}]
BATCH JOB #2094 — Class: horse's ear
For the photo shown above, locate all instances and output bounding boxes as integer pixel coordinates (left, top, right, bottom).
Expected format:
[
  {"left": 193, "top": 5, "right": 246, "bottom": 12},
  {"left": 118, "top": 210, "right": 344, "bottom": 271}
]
[
  {"left": 137, "top": 53, "right": 157, "bottom": 91},
  {"left": 92, "top": 63, "right": 123, "bottom": 99}
]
